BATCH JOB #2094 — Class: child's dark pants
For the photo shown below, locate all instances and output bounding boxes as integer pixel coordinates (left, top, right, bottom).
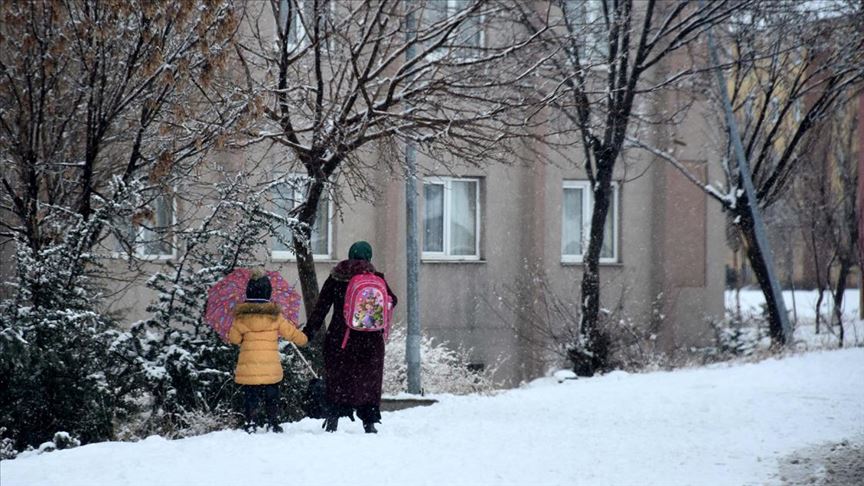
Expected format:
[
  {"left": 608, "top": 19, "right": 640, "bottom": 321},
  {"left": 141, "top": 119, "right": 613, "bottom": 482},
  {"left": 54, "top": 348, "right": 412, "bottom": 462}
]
[{"left": 242, "top": 384, "right": 280, "bottom": 427}]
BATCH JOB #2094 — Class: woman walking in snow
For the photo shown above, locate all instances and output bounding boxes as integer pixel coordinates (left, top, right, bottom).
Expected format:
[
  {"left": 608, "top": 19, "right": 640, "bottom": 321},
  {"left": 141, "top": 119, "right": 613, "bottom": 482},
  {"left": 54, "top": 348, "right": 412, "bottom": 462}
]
[
  {"left": 229, "top": 270, "right": 308, "bottom": 433},
  {"left": 304, "top": 241, "right": 398, "bottom": 434}
]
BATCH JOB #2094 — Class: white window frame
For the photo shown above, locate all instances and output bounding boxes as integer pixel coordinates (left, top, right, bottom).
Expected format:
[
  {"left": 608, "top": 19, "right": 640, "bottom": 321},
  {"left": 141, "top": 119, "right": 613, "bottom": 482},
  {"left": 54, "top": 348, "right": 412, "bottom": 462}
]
[
  {"left": 271, "top": 175, "right": 334, "bottom": 261},
  {"left": 449, "top": 0, "right": 485, "bottom": 51},
  {"left": 423, "top": 0, "right": 485, "bottom": 60},
  {"left": 563, "top": 0, "right": 608, "bottom": 65},
  {"left": 112, "top": 191, "right": 177, "bottom": 261},
  {"left": 561, "top": 180, "right": 618, "bottom": 264},
  {"left": 278, "top": 0, "right": 324, "bottom": 50},
  {"left": 422, "top": 176, "right": 481, "bottom": 261}
]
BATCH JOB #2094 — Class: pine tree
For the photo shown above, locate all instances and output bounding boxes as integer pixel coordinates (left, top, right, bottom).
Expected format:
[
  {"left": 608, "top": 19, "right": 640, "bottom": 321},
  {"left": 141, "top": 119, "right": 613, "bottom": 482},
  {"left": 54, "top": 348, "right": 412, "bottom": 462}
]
[{"left": 0, "top": 186, "right": 142, "bottom": 451}]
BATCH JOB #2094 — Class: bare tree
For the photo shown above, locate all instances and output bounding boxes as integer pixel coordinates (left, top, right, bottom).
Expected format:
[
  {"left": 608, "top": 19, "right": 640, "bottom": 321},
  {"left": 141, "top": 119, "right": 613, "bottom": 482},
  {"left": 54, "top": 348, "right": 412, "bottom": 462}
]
[
  {"left": 514, "top": 0, "right": 743, "bottom": 374},
  {"left": 234, "top": 0, "right": 546, "bottom": 315},
  {"left": 637, "top": 1, "right": 864, "bottom": 346},
  {"left": 488, "top": 265, "right": 662, "bottom": 375},
  {"left": 0, "top": 0, "right": 246, "bottom": 288},
  {"left": 0, "top": 0, "right": 252, "bottom": 449},
  {"left": 790, "top": 97, "right": 860, "bottom": 345}
]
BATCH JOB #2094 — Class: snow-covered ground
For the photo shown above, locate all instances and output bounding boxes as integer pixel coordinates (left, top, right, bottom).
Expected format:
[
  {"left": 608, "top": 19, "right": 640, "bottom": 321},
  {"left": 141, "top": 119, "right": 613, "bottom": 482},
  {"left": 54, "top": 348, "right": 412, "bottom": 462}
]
[
  {"left": 726, "top": 288, "right": 860, "bottom": 321},
  {"left": 726, "top": 289, "right": 863, "bottom": 347},
  {"left": 4, "top": 348, "right": 863, "bottom": 486}
]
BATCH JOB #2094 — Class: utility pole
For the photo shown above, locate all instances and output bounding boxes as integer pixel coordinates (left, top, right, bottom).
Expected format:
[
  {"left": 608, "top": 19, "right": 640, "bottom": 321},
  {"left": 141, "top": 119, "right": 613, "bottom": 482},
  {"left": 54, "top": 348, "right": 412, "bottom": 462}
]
[
  {"left": 404, "top": 2, "right": 422, "bottom": 394},
  {"left": 701, "top": 0, "right": 792, "bottom": 344}
]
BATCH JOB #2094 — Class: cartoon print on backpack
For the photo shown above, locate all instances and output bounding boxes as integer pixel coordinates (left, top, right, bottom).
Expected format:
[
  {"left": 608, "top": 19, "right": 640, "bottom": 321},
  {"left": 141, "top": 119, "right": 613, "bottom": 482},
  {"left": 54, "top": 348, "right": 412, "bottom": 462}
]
[
  {"left": 354, "top": 289, "right": 384, "bottom": 329},
  {"left": 342, "top": 272, "right": 393, "bottom": 348}
]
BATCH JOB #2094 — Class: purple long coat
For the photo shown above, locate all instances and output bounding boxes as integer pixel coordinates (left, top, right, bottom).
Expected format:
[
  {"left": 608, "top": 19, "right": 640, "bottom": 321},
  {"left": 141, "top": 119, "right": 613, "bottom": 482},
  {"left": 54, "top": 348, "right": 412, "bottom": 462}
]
[{"left": 305, "top": 259, "right": 398, "bottom": 409}]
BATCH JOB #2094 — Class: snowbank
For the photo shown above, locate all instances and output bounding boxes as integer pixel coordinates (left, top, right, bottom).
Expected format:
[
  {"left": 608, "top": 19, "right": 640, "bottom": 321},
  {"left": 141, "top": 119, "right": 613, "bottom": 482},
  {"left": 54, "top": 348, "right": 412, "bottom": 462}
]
[
  {"left": 726, "top": 288, "right": 860, "bottom": 322},
  {"left": 4, "top": 348, "right": 863, "bottom": 486},
  {"left": 725, "top": 289, "right": 863, "bottom": 348}
]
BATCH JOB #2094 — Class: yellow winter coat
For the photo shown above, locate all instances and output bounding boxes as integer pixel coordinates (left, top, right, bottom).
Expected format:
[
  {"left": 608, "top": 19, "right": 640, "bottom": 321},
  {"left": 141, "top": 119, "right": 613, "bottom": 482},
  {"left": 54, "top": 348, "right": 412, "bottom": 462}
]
[{"left": 228, "top": 302, "right": 308, "bottom": 385}]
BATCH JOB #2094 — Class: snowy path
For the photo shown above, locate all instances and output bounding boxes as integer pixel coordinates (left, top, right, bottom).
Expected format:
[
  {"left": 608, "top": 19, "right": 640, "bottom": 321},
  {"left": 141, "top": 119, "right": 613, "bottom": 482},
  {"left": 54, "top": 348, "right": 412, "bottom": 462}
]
[{"left": 3, "top": 349, "right": 863, "bottom": 486}]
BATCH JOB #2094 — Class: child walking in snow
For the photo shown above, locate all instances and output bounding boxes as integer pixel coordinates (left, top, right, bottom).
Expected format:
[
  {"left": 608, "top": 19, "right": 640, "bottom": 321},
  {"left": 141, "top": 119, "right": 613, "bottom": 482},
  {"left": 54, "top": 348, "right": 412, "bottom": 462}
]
[{"left": 229, "top": 270, "right": 308, "bottom": 433}]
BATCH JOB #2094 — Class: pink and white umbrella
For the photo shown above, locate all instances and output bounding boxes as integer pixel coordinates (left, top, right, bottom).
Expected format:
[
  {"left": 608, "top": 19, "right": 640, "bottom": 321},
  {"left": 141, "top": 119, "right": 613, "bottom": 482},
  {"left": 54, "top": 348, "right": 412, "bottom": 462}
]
[{"left": 204, "top": 268, "right": 301, "bottom": 342}]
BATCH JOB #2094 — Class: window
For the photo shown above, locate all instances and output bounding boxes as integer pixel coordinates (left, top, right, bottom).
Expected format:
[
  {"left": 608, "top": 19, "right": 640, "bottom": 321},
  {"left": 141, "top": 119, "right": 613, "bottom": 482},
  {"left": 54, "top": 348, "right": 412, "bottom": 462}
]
[
  {"left": 768, "top": 97, "right": 781, "bottom": 126},
  {"left": 423, "top": 177, "right": 480, "bottom": 260},
  {"left": 271, "top": 176, "right": 332, "bottom": 260},
  {"left": 562, "top": 0, "right": 608, "bottom": 62},
  {"left": 562, "top": 180, "right": 618, "bottom": 263},
  {"left": 113, "top": 191, "right": 176, "bottom": 259},
  {"left": 450, "top": 0, "right": 483, "bottom": 50},
  {"left": 277, "top": 0, "right": 325, "bottom": 48},
  {"left": 139, "top": 193, "right": 176, "bottom": 258},
  {"left": 423, "top": 0, "right": 484, "bottom": 55}
]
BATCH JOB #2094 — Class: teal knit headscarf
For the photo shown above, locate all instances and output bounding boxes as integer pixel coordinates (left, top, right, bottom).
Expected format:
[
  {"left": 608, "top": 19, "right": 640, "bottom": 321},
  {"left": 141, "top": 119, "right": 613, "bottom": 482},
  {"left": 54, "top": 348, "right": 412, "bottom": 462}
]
[{"left": 348, "top": 241, "right": 373, "bottom": 261}]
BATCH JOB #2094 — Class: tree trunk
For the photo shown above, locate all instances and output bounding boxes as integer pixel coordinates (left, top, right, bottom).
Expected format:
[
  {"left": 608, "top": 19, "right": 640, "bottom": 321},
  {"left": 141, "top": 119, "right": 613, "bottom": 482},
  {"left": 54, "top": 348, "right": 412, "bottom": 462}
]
[
  {"left": 787, "top": 245, "right": 798, "bottom": 327},
  {"left": 292, "top": 177, "right": 328, "bottom": 317},
  {"left": 738, "top": 210, "right": 789, "bottom": 345},
  {"left": 734, "top": 249, "right": 742, "bottom": 322},
  {"left": 832, "top": 261, "right": 849, "bottom": 348},
  {"left": 806, "top": 230, "right": 824, "bottom": 333},
  {"left": 293, "top": 232, "right": 320, "bottom": 319},
  {"left": 815, "top": 284, "right": 825, "bottom": 335},
  {"left": 860, "top": 271, "right": 863, "bottom": 322},
  {"left": 576, "top": 169, "right": 614, "bottom": 376}
]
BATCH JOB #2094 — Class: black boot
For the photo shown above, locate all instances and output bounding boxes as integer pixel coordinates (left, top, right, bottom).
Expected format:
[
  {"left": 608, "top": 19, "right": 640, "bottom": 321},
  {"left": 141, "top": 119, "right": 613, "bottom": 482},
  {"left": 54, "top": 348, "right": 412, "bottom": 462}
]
[
  {"left": 242, "top": 385, "right": 262, "bottom": 433},
  {"left": 242, "top": 414, "right": 261, "bottom": 433},
  {"left": 323, "top": 416, "right": 338, "bottom": 432},
  {"left": 263, "top": 384, "right": 282, "bottom": 433},
  {"left": 363, "top": 421, "right": 378, "bottom": 434}
]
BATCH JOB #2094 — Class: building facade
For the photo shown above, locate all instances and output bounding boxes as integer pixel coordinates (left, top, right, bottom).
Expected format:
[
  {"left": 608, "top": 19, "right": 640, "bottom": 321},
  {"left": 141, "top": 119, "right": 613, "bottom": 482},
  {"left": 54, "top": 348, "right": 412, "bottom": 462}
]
[{"left": 0, "top": 1, "right": 729, "bottom": 387}]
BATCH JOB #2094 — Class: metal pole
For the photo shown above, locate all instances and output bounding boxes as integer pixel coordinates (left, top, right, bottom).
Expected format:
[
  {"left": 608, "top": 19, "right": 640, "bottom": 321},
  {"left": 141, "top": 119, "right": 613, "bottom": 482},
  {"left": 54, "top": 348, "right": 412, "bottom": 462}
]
[
  {"left": 405, "top": 1, "right": 422, "bottom": 394},
  {"left": 701, "top": 0, "right": 792, "bottom": 344}
]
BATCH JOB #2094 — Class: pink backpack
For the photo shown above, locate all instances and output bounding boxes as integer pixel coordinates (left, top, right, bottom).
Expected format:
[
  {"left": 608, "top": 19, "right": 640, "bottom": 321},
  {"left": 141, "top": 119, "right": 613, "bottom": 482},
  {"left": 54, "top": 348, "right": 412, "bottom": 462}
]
[{"left": 341, "top": 273, "right": 393, "bottom": 349}]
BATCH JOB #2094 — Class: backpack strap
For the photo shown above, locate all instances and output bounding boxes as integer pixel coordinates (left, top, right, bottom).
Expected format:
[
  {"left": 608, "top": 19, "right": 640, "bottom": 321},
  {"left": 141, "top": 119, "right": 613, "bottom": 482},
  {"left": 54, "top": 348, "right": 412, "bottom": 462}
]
[
  {"left": 383, "top": 302, "right": 393, "bottom": 341},
  {"left": 341, "top": 327, "right": 351, "bottom": 349}
]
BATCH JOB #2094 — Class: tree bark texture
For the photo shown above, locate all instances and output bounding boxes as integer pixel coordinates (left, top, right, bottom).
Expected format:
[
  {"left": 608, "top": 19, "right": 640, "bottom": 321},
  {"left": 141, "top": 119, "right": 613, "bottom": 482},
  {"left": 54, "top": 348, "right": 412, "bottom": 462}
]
[
  {"left": 738, "top": 210, "right": 788, "bottom": 345},
  {"left": 293, "top": 176, "right": 328, "bottom": 317},
  {"left": 832, "top": 262, "right": 849, "bottom": 348},
  {"left": 576, "top": 169, "right": 615, "bottom": 375}
]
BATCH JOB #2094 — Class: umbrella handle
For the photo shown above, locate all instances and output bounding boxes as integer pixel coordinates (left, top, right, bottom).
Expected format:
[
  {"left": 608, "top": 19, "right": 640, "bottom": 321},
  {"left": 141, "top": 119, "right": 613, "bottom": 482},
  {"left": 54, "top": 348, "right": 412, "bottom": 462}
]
[{"left": 289, "top": 342, "right": 319, "bottom": 380}]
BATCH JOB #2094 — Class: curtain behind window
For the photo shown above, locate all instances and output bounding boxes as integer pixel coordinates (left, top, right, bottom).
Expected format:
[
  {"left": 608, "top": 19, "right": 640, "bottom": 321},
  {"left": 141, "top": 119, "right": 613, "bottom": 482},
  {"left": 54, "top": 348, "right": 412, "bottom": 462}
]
[
  {"left": 601, "top": 204, "right": 614, "bottom": 259},
  {"left": 273, "top": 183, "right": 298, "bottom": 252},
  {"left": 311, "top": 199, "right": 329, "bottom": 255},
  {"left": 450, "top": 180, "right": 477, "bottom": 255},
  {"left": 424, "top": 183, "right": 444, "bottom": 252},
  {"left": 140, "top": 194, "right": 173, "bottom": 256},
  {"left": 273, "top": 182, "right": 328, "bottom": 255},
  {"left": 452, "top": 0, "right": 482, "bottom": 49},
  {"left": 562, "top": 187, "right": 583, "bottom": 255}
]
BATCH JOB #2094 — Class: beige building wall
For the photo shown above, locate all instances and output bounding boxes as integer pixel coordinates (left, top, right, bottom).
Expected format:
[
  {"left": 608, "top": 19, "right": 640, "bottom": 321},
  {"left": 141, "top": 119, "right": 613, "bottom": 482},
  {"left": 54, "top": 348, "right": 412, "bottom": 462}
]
[
  {"left": 99, "top": 109, "right": 726, "bottom": 387},
  {"left": 11, "top": 1, "right": 728, "bottom": 388},
  {"left": 648, "top": 46, "right": 727, "bottom": 354}
]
